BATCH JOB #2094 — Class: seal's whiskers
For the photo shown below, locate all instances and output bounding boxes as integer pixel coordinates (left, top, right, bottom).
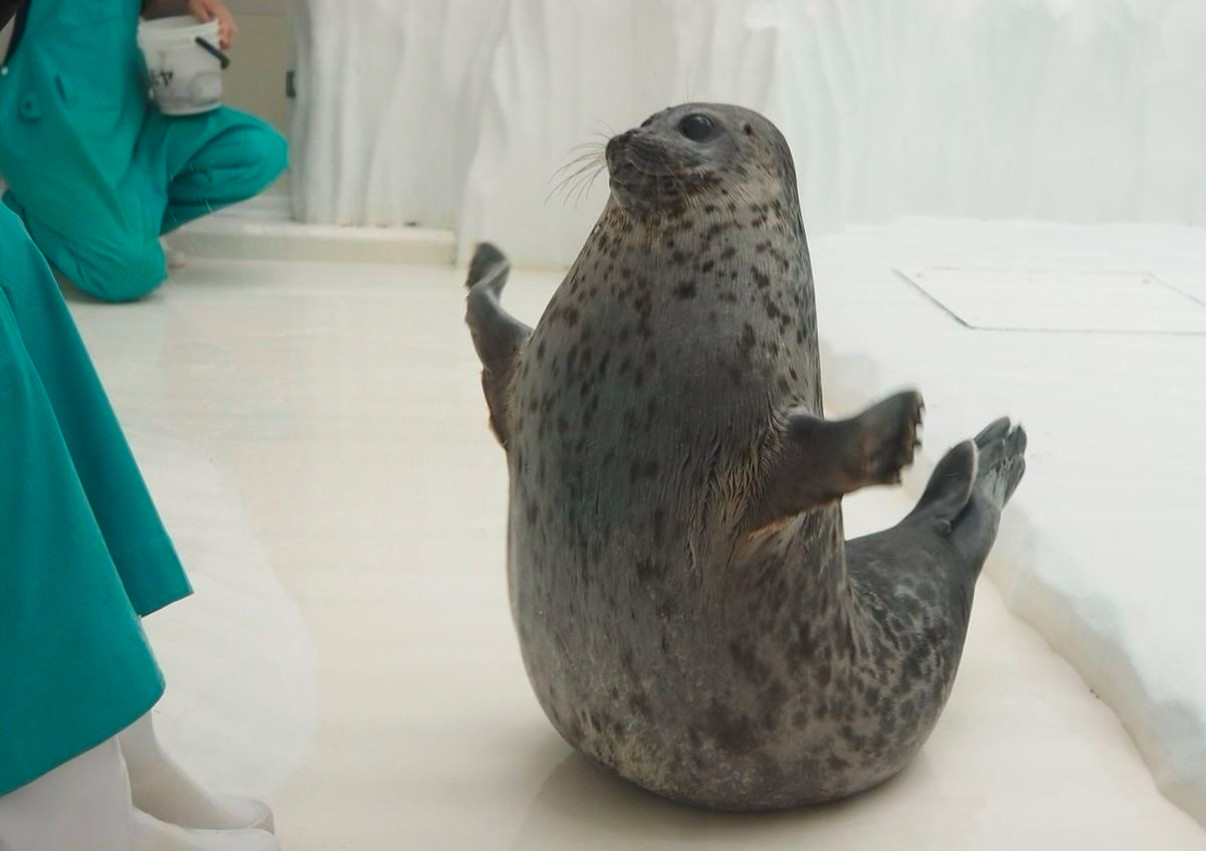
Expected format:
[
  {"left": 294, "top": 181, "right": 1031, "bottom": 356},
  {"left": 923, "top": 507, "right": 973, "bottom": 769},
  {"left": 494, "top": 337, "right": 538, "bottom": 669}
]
[{"left": 547, "top": 143, "right": 607, "bottom": 206}]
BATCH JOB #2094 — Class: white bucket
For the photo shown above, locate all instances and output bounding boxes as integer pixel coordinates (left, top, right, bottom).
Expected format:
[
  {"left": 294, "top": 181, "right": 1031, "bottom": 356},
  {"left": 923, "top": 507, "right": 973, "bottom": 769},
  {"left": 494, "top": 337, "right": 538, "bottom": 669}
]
[{"left": 137, "top": 16, "right": 226, "bottom": 116}]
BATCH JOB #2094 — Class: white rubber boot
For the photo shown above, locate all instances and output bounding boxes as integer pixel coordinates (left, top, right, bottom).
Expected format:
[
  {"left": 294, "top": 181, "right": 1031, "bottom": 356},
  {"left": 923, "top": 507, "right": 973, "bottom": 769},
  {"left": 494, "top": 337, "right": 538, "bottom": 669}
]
[
  {"left": 120, "top": 714, "right": 274, "bottom": 834},
  {"left": 0, "top": 737, "right": 278, "bottom": 851},
  {"left": 0, "top": 738, "right": 135, "bottom": 851},
  {"left": 130, "top": 811, "right": 278, "bottom": 851}
]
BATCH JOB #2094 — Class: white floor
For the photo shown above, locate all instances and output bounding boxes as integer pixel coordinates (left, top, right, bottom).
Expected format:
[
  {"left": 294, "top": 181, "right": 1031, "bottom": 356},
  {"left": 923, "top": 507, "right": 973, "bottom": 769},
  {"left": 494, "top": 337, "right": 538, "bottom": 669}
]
[{"left": 67, "top": 245, "right": 1206, "bottom": 849}]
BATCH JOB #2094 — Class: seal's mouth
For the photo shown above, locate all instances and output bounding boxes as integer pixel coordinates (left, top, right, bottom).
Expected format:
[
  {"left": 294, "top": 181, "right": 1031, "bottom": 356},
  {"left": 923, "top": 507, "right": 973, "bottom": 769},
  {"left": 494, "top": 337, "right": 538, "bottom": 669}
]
[
  {"left": 605, "top": 131, "right": 642, "bottom": 191},
  {"left": 605, "top": 130, "right": 708, "bottom": 209}
]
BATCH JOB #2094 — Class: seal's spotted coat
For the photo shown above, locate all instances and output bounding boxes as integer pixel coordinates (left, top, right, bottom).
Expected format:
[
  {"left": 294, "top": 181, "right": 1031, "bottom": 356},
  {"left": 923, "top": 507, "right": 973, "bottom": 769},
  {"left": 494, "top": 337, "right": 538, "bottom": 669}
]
[{"left": 466, "top": 103, "right": 1026, "bottom": 810}]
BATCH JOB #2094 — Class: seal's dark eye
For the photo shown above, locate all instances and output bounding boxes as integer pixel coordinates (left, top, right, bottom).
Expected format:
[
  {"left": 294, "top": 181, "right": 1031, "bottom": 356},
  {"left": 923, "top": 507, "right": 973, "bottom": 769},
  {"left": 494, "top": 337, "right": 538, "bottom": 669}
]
[{"left": 678, "top": 114, "right": 716, "bottom": 143}]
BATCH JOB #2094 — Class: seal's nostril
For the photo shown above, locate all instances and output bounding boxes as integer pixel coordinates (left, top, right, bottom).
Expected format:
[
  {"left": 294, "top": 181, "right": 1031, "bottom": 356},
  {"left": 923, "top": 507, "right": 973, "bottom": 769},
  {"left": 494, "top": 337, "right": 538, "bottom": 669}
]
[{"left": 605, "top": 131, "right": 635, "bottom": 169}]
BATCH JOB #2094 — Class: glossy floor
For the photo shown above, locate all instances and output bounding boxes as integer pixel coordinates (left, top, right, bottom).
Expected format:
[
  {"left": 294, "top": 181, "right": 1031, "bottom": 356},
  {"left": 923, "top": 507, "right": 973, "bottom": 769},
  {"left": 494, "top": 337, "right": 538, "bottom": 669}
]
[{"left": 68, "top": 257, "right": 1205, "bottom": 850}]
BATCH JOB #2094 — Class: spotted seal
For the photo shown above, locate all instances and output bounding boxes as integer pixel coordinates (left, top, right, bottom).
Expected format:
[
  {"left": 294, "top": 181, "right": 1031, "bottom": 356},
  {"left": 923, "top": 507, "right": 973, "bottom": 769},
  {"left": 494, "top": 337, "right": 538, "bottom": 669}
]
[{"left": 464, "top": 102, "right": 1027, "bottom": 811}]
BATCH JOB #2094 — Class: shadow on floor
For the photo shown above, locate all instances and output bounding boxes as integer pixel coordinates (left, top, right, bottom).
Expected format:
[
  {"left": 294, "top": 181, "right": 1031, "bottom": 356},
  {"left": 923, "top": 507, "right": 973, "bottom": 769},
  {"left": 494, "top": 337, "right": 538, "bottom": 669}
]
[{"left": 513, "top": 750, "right": 917, "bottom": 849}]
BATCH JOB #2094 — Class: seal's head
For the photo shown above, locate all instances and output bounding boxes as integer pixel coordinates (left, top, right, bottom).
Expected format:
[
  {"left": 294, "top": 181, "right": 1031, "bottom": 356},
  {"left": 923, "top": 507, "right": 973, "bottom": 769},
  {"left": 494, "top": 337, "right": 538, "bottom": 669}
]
[{"left": 604, "top": 103, "right": 798, "bottom": 218}]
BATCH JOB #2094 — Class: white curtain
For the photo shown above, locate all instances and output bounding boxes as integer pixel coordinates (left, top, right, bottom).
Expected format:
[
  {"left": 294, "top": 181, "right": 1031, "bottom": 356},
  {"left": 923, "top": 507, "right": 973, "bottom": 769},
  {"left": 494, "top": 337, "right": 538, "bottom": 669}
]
[{"left": 290, "top": 0, "right": 1206, "bottom": 266}]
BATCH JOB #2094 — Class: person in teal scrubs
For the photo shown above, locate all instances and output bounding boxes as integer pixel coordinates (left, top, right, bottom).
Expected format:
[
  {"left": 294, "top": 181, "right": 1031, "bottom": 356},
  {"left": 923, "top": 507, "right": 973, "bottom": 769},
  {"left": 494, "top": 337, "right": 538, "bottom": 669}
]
[
  {"left": 0, "top": 200, "right": 278, "bottom": 851},
  {"left": 0, "top": 0, "right": 286, "bottom": 303},
  {"left": 0, "top": 200, "right": 193, "bottom": 800},
  {"left": 0, "top": 196, "right": 277, "bottom": 851}
]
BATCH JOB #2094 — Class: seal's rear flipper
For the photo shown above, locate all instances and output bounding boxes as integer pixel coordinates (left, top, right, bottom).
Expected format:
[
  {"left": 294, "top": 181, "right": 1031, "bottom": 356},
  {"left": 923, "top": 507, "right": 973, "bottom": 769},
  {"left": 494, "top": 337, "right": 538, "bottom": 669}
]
[
  {"left": 949, "top": 423, "right": 1026, "bottom": 565},
  {"left": 908, "top": 419, "right": 1026, "bottom": 520},
  {"left": 969, "top": 419, "right": 1027, "bottom": 508},
  {"left": 467, "top": 242, "right": 508, "bottom": 291},
  {"left": 907, "top": 439, "right": 978, "bottom": 527},
  {"left": 465, "top": 242, "right": 531, "bottom": 449},
  {"left": 909, "top": 419, "right": 1027, "bottom": 561},
  {"left": 751, "top": 390, "right": 924, "bottom": 527}
]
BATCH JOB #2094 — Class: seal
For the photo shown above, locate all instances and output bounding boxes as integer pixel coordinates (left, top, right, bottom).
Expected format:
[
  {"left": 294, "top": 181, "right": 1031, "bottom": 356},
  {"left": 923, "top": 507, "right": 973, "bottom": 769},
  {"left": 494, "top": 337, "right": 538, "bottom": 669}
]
[{"left": 465, "top": 102, "right": 1027, "bottom": 811}]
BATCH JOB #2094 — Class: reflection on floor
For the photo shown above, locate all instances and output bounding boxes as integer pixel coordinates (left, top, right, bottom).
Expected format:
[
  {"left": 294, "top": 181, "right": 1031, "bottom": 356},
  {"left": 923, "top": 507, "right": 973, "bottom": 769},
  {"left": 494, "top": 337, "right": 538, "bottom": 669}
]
[{"left": 67, "top": 252, "right": 1205, "bottom": 850}]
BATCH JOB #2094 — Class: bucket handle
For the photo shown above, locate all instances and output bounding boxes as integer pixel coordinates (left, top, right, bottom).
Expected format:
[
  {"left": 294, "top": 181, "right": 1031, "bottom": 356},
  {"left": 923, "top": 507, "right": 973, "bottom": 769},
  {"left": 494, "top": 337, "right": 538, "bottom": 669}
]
[{"left": 194, "top": 36, "right": 231, "bottom": 69}]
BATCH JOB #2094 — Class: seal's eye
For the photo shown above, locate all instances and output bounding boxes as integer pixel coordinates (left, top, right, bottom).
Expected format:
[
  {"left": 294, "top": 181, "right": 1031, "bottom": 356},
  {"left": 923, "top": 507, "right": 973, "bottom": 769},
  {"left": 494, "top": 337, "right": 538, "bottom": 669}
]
[{"left": 678, "top": 113, "right": 716, "bottom": 143}]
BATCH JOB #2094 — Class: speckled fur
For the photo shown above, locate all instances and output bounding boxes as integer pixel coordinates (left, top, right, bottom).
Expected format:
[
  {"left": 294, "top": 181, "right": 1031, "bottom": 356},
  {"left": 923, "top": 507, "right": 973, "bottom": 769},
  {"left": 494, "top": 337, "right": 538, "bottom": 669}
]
[{"left": 466, "top": 103, "right": 1027, "bottom": 811}]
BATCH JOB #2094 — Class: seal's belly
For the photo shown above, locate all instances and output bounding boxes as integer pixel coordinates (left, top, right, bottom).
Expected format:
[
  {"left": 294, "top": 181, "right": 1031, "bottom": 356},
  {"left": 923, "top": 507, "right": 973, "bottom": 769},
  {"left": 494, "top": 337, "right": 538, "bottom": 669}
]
[
  {"left": 506, "top": 406, "right": 945, "bottom": 810},
  {"left": 498, "top": 232, "right": 944, "bottom": 809}
]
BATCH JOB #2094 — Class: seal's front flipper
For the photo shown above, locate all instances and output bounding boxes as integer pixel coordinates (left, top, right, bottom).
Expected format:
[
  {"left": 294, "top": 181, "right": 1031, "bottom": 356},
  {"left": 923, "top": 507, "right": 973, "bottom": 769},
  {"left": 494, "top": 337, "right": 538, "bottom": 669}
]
[
  {"left": 465, "top": 242, "right": 531, "bottom": 449},
  {"left": 753, "top": 390, "right": 924, "bottom": 527}
]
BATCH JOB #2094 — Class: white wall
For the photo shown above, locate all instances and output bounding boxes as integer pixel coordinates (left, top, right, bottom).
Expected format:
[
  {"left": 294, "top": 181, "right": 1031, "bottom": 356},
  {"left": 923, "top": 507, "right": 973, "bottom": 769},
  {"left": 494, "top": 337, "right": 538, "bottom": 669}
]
[
  {"left": 290, "top": 0, "right": 1206, "bottom": 265},
  {"left": 223, "top": 0, "right": 291, "bottom": 136}
]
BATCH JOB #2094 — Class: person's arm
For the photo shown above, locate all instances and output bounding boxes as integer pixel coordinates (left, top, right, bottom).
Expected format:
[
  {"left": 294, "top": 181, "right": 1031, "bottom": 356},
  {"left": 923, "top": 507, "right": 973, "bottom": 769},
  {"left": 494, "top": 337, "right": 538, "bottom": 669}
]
[{"left": 141, "top": 0, "right": 237, "bottom": 49}]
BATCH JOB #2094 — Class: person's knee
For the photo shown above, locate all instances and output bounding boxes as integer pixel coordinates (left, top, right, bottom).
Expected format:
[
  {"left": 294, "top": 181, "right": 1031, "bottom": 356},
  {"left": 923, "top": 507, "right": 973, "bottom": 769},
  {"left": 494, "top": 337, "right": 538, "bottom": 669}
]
[
  {"left": 68, "top": 240, "right": 167, "bottom": 304},
  {"left": 3, "top": 200, "right": 165, "bottom": 303},
  {"left": 258, "top": 128, "right": 288, "bottom": 186},
  {"left": 237, "top": 124, "right": 288, "bottom": 194}
]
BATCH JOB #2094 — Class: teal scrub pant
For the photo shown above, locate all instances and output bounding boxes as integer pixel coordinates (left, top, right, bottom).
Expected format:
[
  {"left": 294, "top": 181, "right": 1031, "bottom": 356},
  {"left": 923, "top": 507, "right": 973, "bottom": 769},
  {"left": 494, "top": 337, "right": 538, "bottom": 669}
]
[
  {"left": 0, "top": 205, "right": 192, "bottom": 796},
  {"left": 0, "top": 0, "right": 287, "bottom": 303}
]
